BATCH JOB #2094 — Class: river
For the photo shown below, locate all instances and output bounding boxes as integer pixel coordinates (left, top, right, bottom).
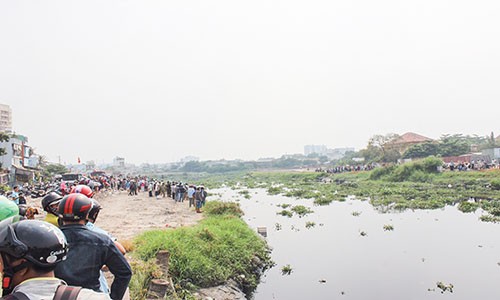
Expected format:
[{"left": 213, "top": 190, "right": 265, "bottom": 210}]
[{"left": 215, "top": 188, "right": 500, "bottom": 300}]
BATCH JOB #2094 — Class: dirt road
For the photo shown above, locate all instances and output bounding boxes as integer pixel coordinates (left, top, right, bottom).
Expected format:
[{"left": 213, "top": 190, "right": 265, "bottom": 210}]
[{"left": 94, "top": 190, "right": 204, "bottom": 241}]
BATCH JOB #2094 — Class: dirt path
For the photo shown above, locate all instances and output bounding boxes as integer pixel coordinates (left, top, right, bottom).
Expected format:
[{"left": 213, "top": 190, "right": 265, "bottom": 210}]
[
  {"left": 28, "top": 190, "right": 203, "bottom": 241},
  {"left": 94, "top": 190, "right": 204, "bottom": 241}
]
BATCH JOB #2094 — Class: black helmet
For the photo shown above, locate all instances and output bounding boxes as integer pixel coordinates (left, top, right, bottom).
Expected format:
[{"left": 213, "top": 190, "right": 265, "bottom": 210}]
[
  {"left": 88, "top": 199, "right": 102, "bottom": 222},
  {"left": 0, "top": 218, "right": 67, "bottom": 294},
  {"left": 0, "top": 218, "right": 68, "bottom": 267},
  {"left": 58, "top": 194, "right": 93, "bottom": 221},
  {"left": 41, "top": 192, "right": 63, "bottom": 214}
]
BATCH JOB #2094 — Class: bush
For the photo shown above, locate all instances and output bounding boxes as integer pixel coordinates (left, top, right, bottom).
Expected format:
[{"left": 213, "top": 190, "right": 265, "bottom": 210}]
[
  {"left": 370, "top": 157, "right": 443, "bottom": 182},
  {"left": 204, "top": 201, "right": 244, "bottom": 217},
  {"left": 133, "top": 207, "right": 273, "bottom": 297},
  {"left": 458, "top": 201, "right": 479, "bottom": 213},
  {"left": 491, "top": 179, "right": 500, "bottom": 190}
]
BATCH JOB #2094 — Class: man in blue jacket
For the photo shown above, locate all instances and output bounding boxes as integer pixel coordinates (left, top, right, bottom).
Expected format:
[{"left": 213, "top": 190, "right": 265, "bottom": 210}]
[{"left": 54, "top": 194, "right": 132, "bottom": 300}]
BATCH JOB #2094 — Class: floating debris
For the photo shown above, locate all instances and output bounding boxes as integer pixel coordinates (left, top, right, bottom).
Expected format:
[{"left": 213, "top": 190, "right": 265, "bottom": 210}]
[
  {"left": 319, "top": 223, "right": 324, "bottom": 227},
  {"left": 436, "top": 281, "right": 454, "bottom": 293},
  {"left": 421, "top": 258, "right": 426, "bottom": 263},
  {"left": 352, "top": 211, "right": 361, "bottom": 217},
  {"left": 275, "top": 223, "right": 282, "bottom": 231},
  {"left": 257, "top": 227, "right": 267, "bottom": 237},
  {"left": 359, "top": 231, "right": 367, "bottom": 237},
  {"left": 318, "top": 279, "right": 327, "bottom": 284},
  {"left": 341, "top": 291, "right": 345, "bottom": 295},
  {"left": 383, "top": 224, "right": 394, "bottom": 231},
  {"left": 281, "top": 264, "right": 293, "bottom": 275}
]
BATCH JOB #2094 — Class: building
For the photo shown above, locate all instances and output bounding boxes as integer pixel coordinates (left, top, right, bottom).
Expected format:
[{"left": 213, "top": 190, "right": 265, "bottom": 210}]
[
  {"left": 0, "top": 104, "right": 12, "bottom": 133},
  {"left": 482, "top": 148, "right": 500, "bottom": 160},
  {"left": 0, "top": 134, "right": 38, "bottom": 185},
  {"left": 113, "top": 157, "right": 125, "bottom": 167},
  {"left": 304, "top": 145, "right": 327, "bottom": 156},
  {"left": 387, "top": 132, "right": 434, "bottom": 154},
  {"left": 180, "top": 156, "right": 199, "bottom": 163},
  {"left": 326, "top": 147, "right": 355, "bottom": 160}
]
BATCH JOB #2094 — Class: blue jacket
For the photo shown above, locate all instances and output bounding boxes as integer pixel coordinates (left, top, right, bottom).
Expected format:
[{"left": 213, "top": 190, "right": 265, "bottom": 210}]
[{"left": 54, "top": 224, "right": 132, "bottom": 300}]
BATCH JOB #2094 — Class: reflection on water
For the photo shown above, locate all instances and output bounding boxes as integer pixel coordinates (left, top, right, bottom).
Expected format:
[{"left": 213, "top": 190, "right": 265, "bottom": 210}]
[{"left": 214, "top": 188, "right": 500, "bottom": 300}]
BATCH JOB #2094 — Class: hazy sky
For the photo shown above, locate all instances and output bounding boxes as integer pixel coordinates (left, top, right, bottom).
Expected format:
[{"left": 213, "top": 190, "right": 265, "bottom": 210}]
[{"left": 1, "top": 0, "right": 499, "bottom": 164}]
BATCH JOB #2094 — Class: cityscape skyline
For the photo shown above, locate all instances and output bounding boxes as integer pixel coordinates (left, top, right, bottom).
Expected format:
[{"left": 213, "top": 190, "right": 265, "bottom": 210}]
[{"left": 2, "top": 0, "right": 500, "bottom": 164}]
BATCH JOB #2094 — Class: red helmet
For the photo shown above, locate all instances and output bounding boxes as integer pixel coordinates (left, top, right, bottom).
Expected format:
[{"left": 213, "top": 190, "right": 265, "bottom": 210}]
[
  {"left": 70, "top": 185, "right": 94, "bottom": 198},
  {"left": 57, "top": 194, "right": 93, "bottom": 221}
]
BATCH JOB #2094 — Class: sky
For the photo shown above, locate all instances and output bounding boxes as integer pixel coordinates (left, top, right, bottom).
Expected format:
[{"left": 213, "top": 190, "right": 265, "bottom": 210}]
[{"left": 1, "top": 0, "right": 499, "bottom": 164}]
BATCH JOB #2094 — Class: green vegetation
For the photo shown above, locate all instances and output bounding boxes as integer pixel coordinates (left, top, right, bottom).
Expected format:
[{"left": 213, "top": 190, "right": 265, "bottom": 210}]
[
  {"left": 199, "top": 163, "right": 500, "bottom": 221},
  {"left": 131, "top": 201, "right": 273, "bottom": 299},
  {"left": 305, "top": 221, "right": 316, "bottom": 229},
  {"left": 383, "top": 224, "right": 394, "bottom": 231},
  {"left": 281, "top": 264, "right": 293, "bottom": 275},
  {"left": 290, "top": 205, "right": 314, "bottom": 217},
  {"left": 277, "top": 210, "right": 293, "bottom": 218},
  {"left": 238, "top": 190, "right": 251, "bottom": 199}
]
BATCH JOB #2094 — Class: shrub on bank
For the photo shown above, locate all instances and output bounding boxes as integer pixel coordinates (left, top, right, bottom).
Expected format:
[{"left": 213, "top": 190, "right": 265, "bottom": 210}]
[
  {"left": 131, "top": 201, "right": 273, "bottom": 299},
  {"left": 369, "top": 157, "right": 443, "bottom": 182}
]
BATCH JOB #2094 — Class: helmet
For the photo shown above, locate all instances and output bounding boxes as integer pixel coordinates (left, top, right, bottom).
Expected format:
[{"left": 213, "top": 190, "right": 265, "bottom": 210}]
[
  {"left": 0, "top": 197, "right": 19, "bottom": 221},
  {"left": 70, "top": 184, "right": 94, "bottom": 198},
  {"left": 41, "top": 192, "right": 63, "bottom": 214},
  {"left": 58, "top": 194, "right": 93, "bottom": 221},
  {"left": 88, "top": 199, "right": 102, "bottom": 222},
  {"left": 0, "top": 218, "right": 68, "bottom": 267}
]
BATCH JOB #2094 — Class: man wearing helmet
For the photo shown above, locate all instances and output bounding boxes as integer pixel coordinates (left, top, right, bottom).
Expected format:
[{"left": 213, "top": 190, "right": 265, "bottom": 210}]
[
  {"left": 41, "top": 192, "right": 63, "bottom": 227},
  {"left": 0, "top": 217, "right": 110, "bottom": 299},
  {"left": 54, "top": 194, "right": 132, "bottom": 300}
]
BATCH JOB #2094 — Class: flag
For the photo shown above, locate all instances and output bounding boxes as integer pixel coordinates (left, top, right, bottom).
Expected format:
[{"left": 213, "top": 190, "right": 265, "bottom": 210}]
[{"left": 78, "top": 157, "right": 81, "bottom": 164}]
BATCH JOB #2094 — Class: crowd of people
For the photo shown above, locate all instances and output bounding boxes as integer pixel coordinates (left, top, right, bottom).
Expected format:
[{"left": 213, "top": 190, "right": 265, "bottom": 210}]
[
  {"left": 442, "top": 159, "right": 500, "bottom": 171},
  {"left": 0, "top": 172, "right": 210, "bottom": 299},
  {"left": 315, "top": 163, "right": 377, "bottom": 174}
]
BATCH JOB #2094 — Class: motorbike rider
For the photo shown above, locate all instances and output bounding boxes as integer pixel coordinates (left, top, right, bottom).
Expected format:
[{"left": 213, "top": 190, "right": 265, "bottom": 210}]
[
  {"left": 54, "top": 194, "right": 132, "bottom": 300},
  {"left": 86, "top": 199, "right": 127, "bottom": 294},
  {"left": 0, "top": 197, "right": 19, "bottom": 221},
  {"left": 0, "top": 217, "right": 110, "bottom": 299},
  {"left": 41, "top": 192, "right": 63, "bottom": 227}
]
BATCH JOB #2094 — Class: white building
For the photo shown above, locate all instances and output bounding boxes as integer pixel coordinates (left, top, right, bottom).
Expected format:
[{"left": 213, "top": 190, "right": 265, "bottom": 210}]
[
  {"left": 0, "top": 104, "right": 12, "bottom": 133},
  {"left": 113, "top": 157, "right": 125, "bottom": 167},
  {"left": 304, "top": 145, "right": 327, "bottom": 156},
  {"left": 180, "top": 156, "right": 199, "bottom": 163},
  {"left": 0, "top": 134, "right": 38, "bottom": 185}
]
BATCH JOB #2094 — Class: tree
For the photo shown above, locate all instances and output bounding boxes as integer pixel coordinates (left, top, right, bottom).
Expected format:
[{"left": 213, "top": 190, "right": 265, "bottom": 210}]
[
  {"left": 438, "top": 134, "right": 470, "bottom": 156},
  {"left": 44, "top": 164, "right": 68, "bottom": 175},
  {"left": 403, "top": 142, "right": 439, "bottom": 159},
  {"left": 0, "top": 132, "right": 10, "bottom": 157},
  {"left": 361, "top": 133, "right": 400, "bottom": 163}
]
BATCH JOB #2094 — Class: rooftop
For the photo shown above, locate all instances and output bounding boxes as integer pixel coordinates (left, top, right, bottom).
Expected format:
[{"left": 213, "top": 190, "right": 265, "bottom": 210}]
[{"left": 391, "top": 132, "right": 433, "bottom": 145}]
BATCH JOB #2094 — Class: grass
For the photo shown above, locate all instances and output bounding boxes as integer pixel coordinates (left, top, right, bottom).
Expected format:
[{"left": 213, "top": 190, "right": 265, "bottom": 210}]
[{"left": 130, "top": 201, "right": 273, "bottom": 299}]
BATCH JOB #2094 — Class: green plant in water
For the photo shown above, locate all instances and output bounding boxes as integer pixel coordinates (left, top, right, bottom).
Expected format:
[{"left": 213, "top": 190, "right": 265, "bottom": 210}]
[
  {"left": 383, "top": 224, "right": 394, "bottom": 231},
  {"left": 291, "top": 205, "right": 314, "bottom": 217},
  {"left": 305, "top": 221, "right": 316, "bottom": 229},
  {"left": 352, "top": 211, "right": 361, "bottom": 217},
  {"left": 277, "top": 210, "right": 293, "bottom": 218},
  {"left": 457, "top": 201, "right": 479, "bottom": 213},
  {"left": 238, "top": 190, "right": 251, "bottom": 199},
  {"left": 480, "top": 214, "right": 500, "bottom": 223},
  {"left": 281, "top": 264, "right": 293, "bottom": 275},
  {"left": 436, "top": 281, "right": 454, "bottom": 294}
]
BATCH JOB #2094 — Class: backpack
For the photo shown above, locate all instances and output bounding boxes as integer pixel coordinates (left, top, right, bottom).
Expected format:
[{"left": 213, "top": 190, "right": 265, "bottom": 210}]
[{"left": 3, "top": 285, "right": 82, "bottom": 300}]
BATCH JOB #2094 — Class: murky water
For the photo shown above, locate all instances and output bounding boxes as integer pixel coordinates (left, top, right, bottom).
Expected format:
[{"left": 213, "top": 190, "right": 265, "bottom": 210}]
[{"left": 214, "top": 188, "right": 500, "bottom": 300}]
